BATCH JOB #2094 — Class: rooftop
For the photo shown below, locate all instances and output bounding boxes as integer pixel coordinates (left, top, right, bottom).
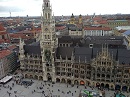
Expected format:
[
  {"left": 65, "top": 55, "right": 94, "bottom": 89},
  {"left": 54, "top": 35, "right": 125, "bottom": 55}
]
[{"left": 0, "top": 49, "right": 12, "bottom": 59}]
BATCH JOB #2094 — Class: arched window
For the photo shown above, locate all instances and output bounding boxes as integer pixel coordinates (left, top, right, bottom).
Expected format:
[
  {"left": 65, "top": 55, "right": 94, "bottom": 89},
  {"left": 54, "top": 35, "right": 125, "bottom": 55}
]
[
  {"left": 45, "top": 13, "right": 47, "bottom": 19},
  {"left": 107, "top": 68, "right": 110, "bottom": 72},
  {"left": 97, "top": 74, "right": 100, "bottom": 77},
  {"left": 46, "top": 3, "right": 48, "bottom": 7},
  {"left": 106, "top": 74, "right": 110, "bottom": 78},
  {"left": 97, "top": 67, "right": 100, "bottom": 72},
  {"left": 102, "top": 68, "right": 105, "bottom": 72},
  {"left": 48, "top": 13, "right": 50, "bottom": 19},
  {"left": 102, "top": 74, "right": 105, "bottom": 77}
]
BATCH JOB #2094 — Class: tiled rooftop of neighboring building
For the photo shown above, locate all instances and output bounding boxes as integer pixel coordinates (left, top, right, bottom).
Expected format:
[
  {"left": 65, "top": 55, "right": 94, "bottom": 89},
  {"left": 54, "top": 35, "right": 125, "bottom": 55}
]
[
  {"left": 0, "top": 23, "right": 6, "bottom": 32},
  {"left": 0, "top": 39, "right": 10, "bottom": 44},
  {"left": 84, "top": 26, "right": 111, "bottom": 31},
  {"left": 0, "top": 49, "right": 12, "bottom": 59}
]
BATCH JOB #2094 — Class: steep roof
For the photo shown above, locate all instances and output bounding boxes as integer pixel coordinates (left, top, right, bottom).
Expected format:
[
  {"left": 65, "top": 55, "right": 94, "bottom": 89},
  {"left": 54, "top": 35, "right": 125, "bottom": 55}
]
[
  {"left": 24, "top": 41, "right": 41, "bottom": 55},
  {"left": 56, "top": 46, "right": 130, "bottom": 65},
  {"left": 56, "top": 47, "right": 74, "bottom": 59}
]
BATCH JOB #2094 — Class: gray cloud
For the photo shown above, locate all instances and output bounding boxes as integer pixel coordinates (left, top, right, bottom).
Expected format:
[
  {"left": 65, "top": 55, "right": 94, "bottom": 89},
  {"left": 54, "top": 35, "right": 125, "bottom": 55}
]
[{"left": 0, "top": 6, "right": 25, "bottom": 12}]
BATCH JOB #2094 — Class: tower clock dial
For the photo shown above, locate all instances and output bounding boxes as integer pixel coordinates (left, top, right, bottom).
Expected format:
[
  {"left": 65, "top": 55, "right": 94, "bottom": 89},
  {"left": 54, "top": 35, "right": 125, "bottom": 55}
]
[{"left": 45, "top": 28, "right": 48, "bottom": 31}]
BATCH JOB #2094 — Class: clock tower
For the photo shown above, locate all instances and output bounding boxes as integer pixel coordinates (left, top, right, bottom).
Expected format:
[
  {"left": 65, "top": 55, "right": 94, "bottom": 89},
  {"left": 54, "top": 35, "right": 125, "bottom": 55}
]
[{"left": 40, "top": 0, "right": 57, "bottom": 82}]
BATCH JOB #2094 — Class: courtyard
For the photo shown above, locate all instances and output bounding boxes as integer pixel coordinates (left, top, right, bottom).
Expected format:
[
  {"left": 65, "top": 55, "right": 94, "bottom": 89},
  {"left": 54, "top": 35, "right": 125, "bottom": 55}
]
[{"left": 0, "top": 78, "right": 130, "bottom": 97}]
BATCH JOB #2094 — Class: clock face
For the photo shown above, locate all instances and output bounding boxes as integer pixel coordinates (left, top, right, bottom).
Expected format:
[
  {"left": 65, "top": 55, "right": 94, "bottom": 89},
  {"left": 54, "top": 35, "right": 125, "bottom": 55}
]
[
  {"left": 45, "top": 28, "right": 48, "bottom": 31},
  {"left": 44, "top": 49, "right": 51, "bottom": 62}
]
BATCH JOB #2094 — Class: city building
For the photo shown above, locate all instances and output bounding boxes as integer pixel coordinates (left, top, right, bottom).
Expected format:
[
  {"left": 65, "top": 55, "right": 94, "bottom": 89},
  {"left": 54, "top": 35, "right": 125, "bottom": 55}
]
[
  {"left": 69, "top": 27, "right": 82, "bottom": 36},
  {"left": 68, "top": 14, "right": 83, "bottom": 25},
  {"left": 83, "top": 26, "right": 113, "bottom": 36},
  {"left": 0, "top": 23, "right": 10, "bottom": 44},
  {"left": 106, "top": 20, "right": 130, "bottom": 30},
  {"left": 0, "top": 44, "right": 19, "bottom": 74},
  {"left": 0, "top": 50, "right": 11, "bottom": 79},
  {"left": 19, "top": 0, "right": 130, "bottom": 92}
]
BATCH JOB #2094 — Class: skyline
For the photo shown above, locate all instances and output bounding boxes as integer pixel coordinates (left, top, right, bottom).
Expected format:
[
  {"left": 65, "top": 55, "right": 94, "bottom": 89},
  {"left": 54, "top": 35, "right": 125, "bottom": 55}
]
[{"left": 0, "top": 0, "right": 130, "bottom": 17}]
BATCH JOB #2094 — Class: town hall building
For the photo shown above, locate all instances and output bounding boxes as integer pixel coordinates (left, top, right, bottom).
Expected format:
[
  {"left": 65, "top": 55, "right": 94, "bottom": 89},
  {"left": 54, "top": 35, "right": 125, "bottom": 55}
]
[{"left": 19, "top": 0, "right": 130, "bottom": 92}]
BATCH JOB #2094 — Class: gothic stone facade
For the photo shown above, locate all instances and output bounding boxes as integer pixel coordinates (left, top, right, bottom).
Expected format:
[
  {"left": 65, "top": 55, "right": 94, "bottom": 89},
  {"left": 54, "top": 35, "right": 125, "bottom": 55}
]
[{"left": 19, "top": 0, "right": 130, "bottom": 92}]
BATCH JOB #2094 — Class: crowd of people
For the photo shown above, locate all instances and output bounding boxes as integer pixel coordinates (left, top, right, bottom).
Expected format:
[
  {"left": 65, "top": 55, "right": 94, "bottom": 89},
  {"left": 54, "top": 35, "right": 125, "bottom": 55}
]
[{"left": 0, "top": 76, "right": 129, "bottom": 97}]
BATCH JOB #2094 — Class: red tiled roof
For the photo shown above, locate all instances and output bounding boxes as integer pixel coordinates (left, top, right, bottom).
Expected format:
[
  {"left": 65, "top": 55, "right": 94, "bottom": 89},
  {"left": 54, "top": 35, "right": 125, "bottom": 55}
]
[
  {"left": 0, "top": 23, "right": 8, "bottom": 36},
  {"left": 93, "top": 17, "right": 103, "bottom": 21},
  {"left": 56, "top": 26, "right": 66, "bottom": 30},
  {"left": 0, "top": 39, "right": 5, "bottom": 44},
  {"left": 8, "top": 45, "right": 17, "bottom": 50},
  {"left": 0, "top": 39, "right": 10, "bottom": 44},
  {"left": 98, "top": 20, "right": 107, "bottom": 24},
  {"left": 0, "top": 49, "right": 12, "bottom": 59},
  {"left": 0, "top": 23, "right": 5, "bottom": 31},
  {"left": 93, "top": 21, "right": 100, "bottom": 25},
  {"left": 84, "top": 27, "right": 111, "bottom": 31},
  {"left": 0, "top": 32, "right": 7, "bottom": 35},
  {"left": 9, "top": 33, "right": 33, "bottom": 39},
  {"left": 119, "top": 30, "right": 127, "bottom": 33}
]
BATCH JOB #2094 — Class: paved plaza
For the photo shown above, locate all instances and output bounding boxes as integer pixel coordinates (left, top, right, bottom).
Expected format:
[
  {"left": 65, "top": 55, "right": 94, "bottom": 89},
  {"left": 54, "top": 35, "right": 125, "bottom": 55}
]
[{"left": 0, "top": 78, "right": 130, "bottom": 97}]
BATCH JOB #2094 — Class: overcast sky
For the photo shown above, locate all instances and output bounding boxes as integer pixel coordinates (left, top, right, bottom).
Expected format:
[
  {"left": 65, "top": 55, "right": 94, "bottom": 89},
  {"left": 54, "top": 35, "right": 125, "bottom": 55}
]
[{"left": 0, "top": 0, "right": 130, "bottom": 17}]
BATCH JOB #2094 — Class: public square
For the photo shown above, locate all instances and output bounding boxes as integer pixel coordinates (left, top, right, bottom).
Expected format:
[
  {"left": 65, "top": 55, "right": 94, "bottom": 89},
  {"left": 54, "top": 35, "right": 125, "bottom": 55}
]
[{"left": 0, "top": 78, "right": 130, "bottom": 97}]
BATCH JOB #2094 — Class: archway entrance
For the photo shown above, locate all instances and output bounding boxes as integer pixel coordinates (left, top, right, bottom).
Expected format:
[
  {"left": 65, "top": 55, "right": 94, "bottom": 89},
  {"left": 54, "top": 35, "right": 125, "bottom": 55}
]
[
  {"left": 39, "top": 76, "right": 43, "bottom": 80},
  {"left": 47, "top": 76, "right": 52, "bottom": 82},
  {"left": 74, "top": 80, "right": 79, "bottom": 85},
  {"left": 96, "top": 82, "right": 100, "bottom": 87},
  {"left": 80, "top": 80, "right": 85, "bottom": 85},
  {"left": 47, "top": 73, "right": 52, "bottom": 82},
  {"left": 105, "top": 84, "right": 109, "bottom": 89},
  {"left": 101, "top": 83, "right": 104, "bottom": 88},
  {"left": 25, "top": 74, "right": 28, "bottom": 78},
  {"left": 61, "top": 78, "right": 66, "bottom": 83},
  {"left": 34, "top": 75, "right": 38, "bottom": 80},
  {"left": 30, "top": 75, "right": 33, "bottom": 79},
  {"left": 67, "top": 79, "right": 71, "bottom": 84},
  {"left": 122, "top": 86, "right": 127, "bottom": 91},
  {"left": 86, "top": 81, "right": 90, "bottom": 86},
  {"left": 111, "top": 85, "right": 114, "bottom": 90},
  {"left": 56, "top": 78, "right": 60, "bottom": 83},
  {"left": 115, "top": 85, "right": 121, "bottom": 90}
]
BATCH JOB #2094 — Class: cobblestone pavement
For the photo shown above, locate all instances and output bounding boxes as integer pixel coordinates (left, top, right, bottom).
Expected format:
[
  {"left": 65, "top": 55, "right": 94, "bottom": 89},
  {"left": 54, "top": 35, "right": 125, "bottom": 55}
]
[{"left": 0, "top": 79, "right": 130, "bottom": 97}]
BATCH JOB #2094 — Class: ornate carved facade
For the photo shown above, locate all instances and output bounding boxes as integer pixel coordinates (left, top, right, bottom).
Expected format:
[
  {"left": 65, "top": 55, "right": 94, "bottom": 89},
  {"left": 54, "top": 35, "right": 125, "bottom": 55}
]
[{"left": 19, "top": 0, "right": 130, "bottom": 92}]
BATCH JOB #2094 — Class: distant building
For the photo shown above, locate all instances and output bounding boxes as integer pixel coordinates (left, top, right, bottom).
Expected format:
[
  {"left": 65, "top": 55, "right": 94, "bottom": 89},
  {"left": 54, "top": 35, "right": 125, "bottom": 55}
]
[
  {"left": 0, "top": 23, "right": 10, "bottom": 44},
  {"left": 106, "top": 20, "right": 130, "bottom": 30},
  {"left": 0, "top": 44, "right": 19, "bottom": 74},
  {"left": 0, "top": 50, "right": 11, "bottom": 79},
  {"left": 68, "top": 14, "right": 83, "bottom": 25},
  {"left": 83, "top": 26, "right": 113, "bottom": 36},
  {"left": 69, "top": 27, "right": 82, "bottom": 36}
]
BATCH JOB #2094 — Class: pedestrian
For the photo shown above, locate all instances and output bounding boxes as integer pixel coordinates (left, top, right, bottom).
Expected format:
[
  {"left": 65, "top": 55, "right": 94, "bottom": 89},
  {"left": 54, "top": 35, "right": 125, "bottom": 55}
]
[{"left": 10, "top": 87, "right": 12, "bottom": 90}]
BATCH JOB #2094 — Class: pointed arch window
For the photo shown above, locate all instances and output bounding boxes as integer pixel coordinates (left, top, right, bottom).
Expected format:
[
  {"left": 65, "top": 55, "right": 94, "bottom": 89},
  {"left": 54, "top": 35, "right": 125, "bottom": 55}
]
[
  {"left": 48, "top": 13, "right": 50, "bottom": 19},
  {"left": 97, "top": 67, "right": 100, "bottom": 72},
  {"left": 102, "top": 68, "right": 105, "bottom": 72},
  {"left": 107, "top": 68, "right": 110, "bottom": 72},
  {"left": 46, "top": 3, "right": 48, "bottom": 7}
]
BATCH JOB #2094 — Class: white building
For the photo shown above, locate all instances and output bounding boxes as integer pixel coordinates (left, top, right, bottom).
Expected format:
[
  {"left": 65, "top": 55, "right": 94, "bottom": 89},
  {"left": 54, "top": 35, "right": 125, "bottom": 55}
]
[
  {"left": 116, "top": 26, "right": 130, "bottom": 31},
  {"left": 83, "top": 27, "right": 113, "bottom": 36}
]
